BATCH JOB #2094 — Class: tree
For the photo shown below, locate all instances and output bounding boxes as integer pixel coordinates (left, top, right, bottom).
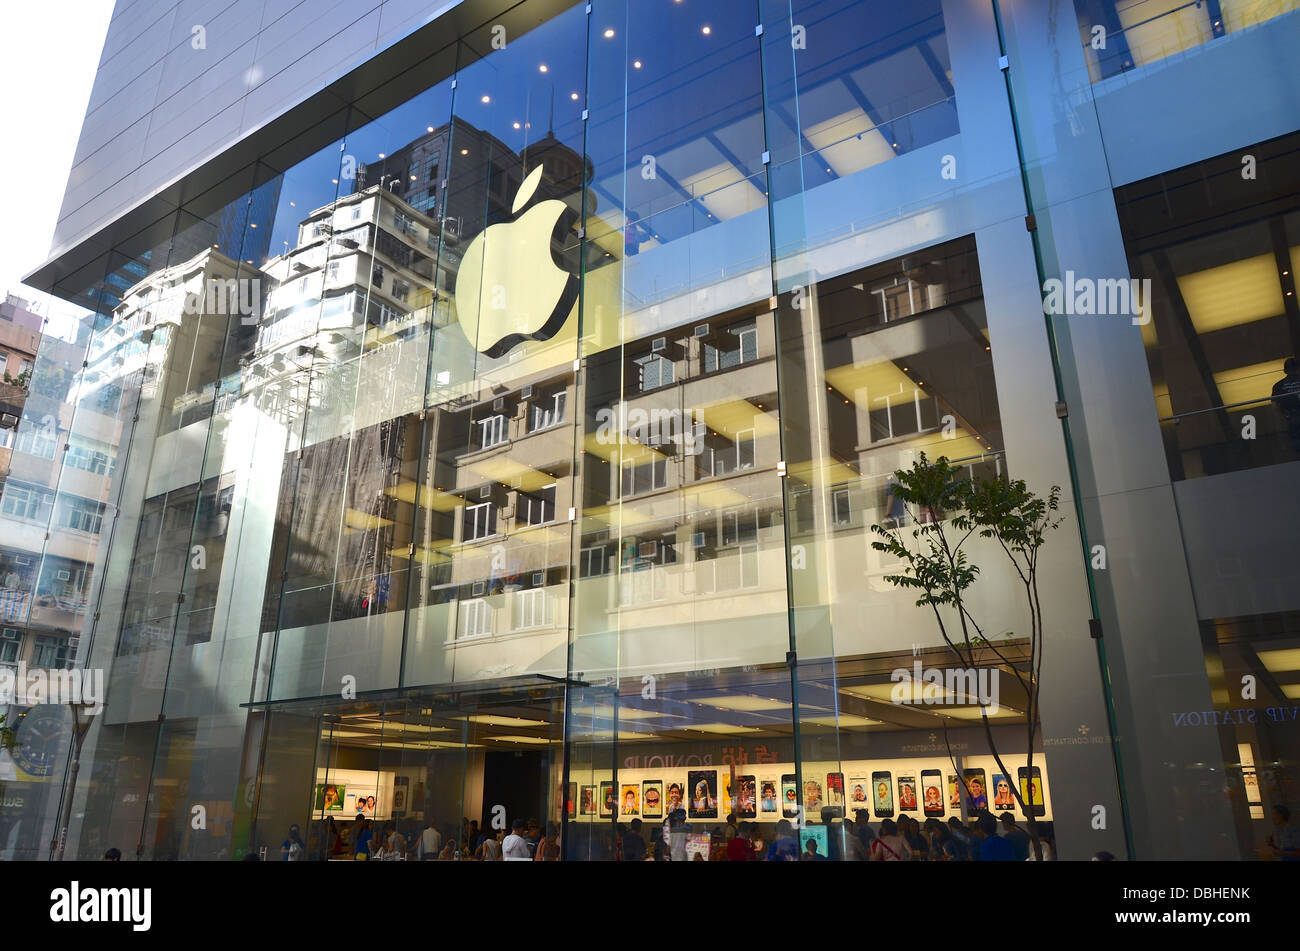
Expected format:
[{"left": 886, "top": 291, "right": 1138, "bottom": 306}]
[
  {"left": 871, "top": 452, "right": 1061, "bottom": 859},
  {"left": 0, "top": 712, "right": 15, "bottom": 752}
]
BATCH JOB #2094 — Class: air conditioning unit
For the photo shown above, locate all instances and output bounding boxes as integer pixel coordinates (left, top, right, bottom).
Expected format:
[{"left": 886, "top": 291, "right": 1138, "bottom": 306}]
[
  {"left": 651, "top": 337, "right": 667, "bottom": 352},
  {"left": 471, "top": 581, "right": 486, "bottom": 597},
  {"left": 14, "top": 557, "right": 31, "bottom": 566},
  {"left": 479, "top": 485, "right": 491, "bottom": 499},
  {"left": 521, "top": 384, "right": 534, "bottom": 399},
  {"left": 639, "top": 541, "right": 657, "bottom": 558},
  {"left": 691, "top": 532, "right": 705, "bottom": 548},
  {"left": 532, "top": 572, "right": 544, "bottom": 586},
  {"left": 694, "top": 324, "right": 710, "bottom": 337},
  {"left": 56, "top": 570, "right": 71, "bottom": 581},
  {"left": 492, "top": 397, "right": 505, "bottom": 411}
]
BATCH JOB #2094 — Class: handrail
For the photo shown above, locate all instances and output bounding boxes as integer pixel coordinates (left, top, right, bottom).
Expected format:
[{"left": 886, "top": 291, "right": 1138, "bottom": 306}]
[{"left": 1158, "top": 393, "right": 1286, "bottom": 424}]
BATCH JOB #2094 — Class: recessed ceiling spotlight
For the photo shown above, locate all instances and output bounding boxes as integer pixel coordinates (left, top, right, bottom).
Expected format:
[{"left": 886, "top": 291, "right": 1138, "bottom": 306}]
[
  {"left": 481, "top": 95, "right": 490, "bottom": 103},
  {"left": 633, "top": 60, "right": 643, "bottom": 69},
  {"left": 604, "top": 28, "right": 615, "bottom": 38},
  {"left": 702, "top": 25, "right": 711, "bottom": 34},
  {"left": 539, "top": 64, "right": 548, "bottom": 73}
]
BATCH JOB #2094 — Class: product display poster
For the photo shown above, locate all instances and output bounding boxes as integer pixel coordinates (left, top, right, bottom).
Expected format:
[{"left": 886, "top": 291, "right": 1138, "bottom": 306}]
[
  {"left": 392, "top": 777, "right": 408, "bottom": 814},
  {"left": 600, "top": 781, "right": 616, "bottom": 818},
  {"left": 315, "top": 783, "right": 345, "bottom": 812},
  {"left": 800, "top": 824, "right": 829, "bottom": 860},
  {"left": 621, "top": 784, "right": 640, "bottom": 817},
  {"left": 721, "top": 772, "right": 734, "bottom": 815},
  {"left": 580, "top": 785, "right": 596, "bottom": 815},
  {"left": 963, "top": 769, "right": 988, "bottom": 812},
  {"left": 688, "top": 769, "right": 718, "bottom": 819},
  {"left": 922, "top": 771, "right": 944, "bottom": 816},
  {"left": 736, "top": 775, "right": 757, "bottom": 819},
  {"left": 781, "top": 774, "right": 799, "bottom": 818},
  {"left": 760, "top": 779, "right": 779, "bottom": 814},
  {"left": 825, "top": 773, "right": 845, "bottom": 813},
  {"left": 897, "top": 775, "right": 918, "bottom": 812},
  {"left": 1018, "top": 767, "right": 1045, "bottom": 815},
  {"left": 642, "top": 781, "right": 663, "bottom": 819},
  {"left": 948, "top": 775, "right": 961, "bottom": 809},
  {"left": 847, "top": 777, "right": 871, "bottom": 812},
  {"left": 803, "top": 777, "right": 823, "bottom": 813},
  {"left": 566, "top": 782, "right": 577, "bottom": 818},
  {"left": 992, "top": 773, "right": 1015, "bottom": 809},
  {"left": 872, "top": 771, "right": 894, "bottom": 818},
  {"left": 665, "top": 781, "right": 685, "bottom": 815}
]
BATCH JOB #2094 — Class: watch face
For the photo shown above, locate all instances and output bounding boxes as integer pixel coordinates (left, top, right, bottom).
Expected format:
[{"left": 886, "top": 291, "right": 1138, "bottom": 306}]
[{"left": 10, "top": 704, "right": 69, "bottom": 778}]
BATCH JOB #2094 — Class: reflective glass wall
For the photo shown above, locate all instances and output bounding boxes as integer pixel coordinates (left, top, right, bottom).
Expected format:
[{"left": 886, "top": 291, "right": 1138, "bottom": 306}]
[{"left": 7, "top": 0, "right": 1297, "bottom": 861}]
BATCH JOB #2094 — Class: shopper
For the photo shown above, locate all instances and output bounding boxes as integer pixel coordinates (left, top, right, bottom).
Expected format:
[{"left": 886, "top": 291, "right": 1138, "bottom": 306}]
[
  {"left": 1025, "top": 827, "right": 1055, "bottom": 861},
  {"left": 1272, "top": 357, "right": 1300, "bottom": 452},
  {"left": 534, "top": 822, "right": 561, "bottom": 861},
  {"left": 1266, "top": 804, "right": 1300, "bottom": 861},
  {"left": 946, "top": 817, "right": 971, "bottom": 860},
  {"left": 998, "top": 812, "right": 1031, "bottom": 861},
  {"left": 352, "top": 819, "right": 373, "bottom": 860},
  {"left": 726, "top": 821, "right": 754, "bottom": 861},
  {"left": 869, "top": 819, "right": 911, "bottom": 861},
  {"left": 901, "top": 815, "right": 928, "bottom": 859},
  {"left": 667, "top": 809, "right": 689, "bottom": 861},
  {"left": 419, "top": 818, "right": 441, "bottom": 860},
  {"left": 623, "top": 819, "right": 648, "bottom": 861},
  {"left": 280, "top": 823, "right": 306, "bottom": 861},
  {"left": 765, "top": 819, "right": 800, "bottom": 861},
  {"left": 975, "top": 813, "right": 1015, "bottom": 861},
  {"left": 103, "top": 848, "right": 121, "bottom": 861},
  {"left": 503, "top": 818, "right": 532, "bottom": 861},
  {"left": 855, "top": 810, "right": 876, "bottom": 855}
]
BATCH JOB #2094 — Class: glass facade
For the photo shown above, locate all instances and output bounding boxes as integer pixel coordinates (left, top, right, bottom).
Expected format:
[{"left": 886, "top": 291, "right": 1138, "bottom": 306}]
[{"left": 2, "top": 0, "right": 1298, "bottom": 862}]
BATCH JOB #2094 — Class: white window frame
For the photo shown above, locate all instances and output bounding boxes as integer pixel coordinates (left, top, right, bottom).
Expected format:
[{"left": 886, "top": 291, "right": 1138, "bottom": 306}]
[
  {"left": 832, "top": 486, "right": 853, "bottom": 527},
  {"left": 478, "top": 414, "right": 507, "bottom": 449},
  {"left": 464, "top": 501, "right": 496, "bottom": 541},
  {"left": 457, "top": 598, "right": 492, "bottom": 639},
  {"left": 530, "top": 391, "right": 567, "bottom": 431},
  {"left": 513, "top": 587, "right": 553, "bottom": 631}
]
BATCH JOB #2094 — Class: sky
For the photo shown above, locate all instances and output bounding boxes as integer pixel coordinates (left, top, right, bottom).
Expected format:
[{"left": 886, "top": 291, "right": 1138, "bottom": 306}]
[{"left": 0, "top": 2, "right": 113, "bottom": 336}]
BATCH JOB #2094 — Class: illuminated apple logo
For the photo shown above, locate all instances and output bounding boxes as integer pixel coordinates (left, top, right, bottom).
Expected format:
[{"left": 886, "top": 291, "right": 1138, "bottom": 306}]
[{"left": 454, "top": 164, "right": 578, "bottom": 358}]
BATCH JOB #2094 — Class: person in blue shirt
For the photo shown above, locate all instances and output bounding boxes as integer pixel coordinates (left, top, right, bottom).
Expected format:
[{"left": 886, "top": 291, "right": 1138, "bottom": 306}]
[
  {"left": 765, "top": 819, "right": 800, "bottom": 861},
  {"left": 975, "top": 813, "right": 1015, "bottom": 861},
  {"left": 353, "top": 818, "right": 373, "bottom": 859}
]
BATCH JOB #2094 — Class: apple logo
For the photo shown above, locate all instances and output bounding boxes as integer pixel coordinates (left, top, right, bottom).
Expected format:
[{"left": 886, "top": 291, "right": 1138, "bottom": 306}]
[{"left": 454, "top": 164, "right": 579, "bottom": 358}]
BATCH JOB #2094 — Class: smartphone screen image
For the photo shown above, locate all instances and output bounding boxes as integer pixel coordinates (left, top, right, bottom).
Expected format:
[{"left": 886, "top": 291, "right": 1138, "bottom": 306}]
[
  {"left": 872, "top": 771, "right": 894, "bottom": 818},
  {"left": 736, "top": 775, "right": 757, "bottom": 819},
  {"left": 897, "top": 775, "right": 918, "bottom": 812},
  {"left": 781, "top": 774, "right": 799, "bottom": 818},
  {"left": 825, "top": 773, "right": 845, "bottom": 816},
  {"left": 1018, "top": 767, "right": 1046, "bottom": 815},
  {"left": 921, "top": 770, "right": 944, "bottom": 817},
  {"left": 963, "top": 769, "right": 988, "bottom": 812}
]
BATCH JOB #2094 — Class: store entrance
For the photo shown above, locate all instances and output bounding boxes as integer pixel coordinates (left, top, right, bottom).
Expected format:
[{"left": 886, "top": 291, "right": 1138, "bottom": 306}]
[{"left": 251, "top": 680, "right": 567, "bottom": 861}]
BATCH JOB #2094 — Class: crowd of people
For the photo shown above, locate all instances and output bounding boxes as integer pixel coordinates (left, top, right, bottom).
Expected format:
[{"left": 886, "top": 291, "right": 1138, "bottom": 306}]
[{"left": 282, "top": 814, "right": 562, "bottom": 861}]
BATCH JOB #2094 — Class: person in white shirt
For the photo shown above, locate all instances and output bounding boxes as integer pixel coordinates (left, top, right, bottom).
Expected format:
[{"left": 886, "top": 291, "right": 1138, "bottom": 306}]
[
  {"left": 502, "top": 819, "right": 532, "bottom": 861},
  {"left": 419, "top": 819, "right": 442, "bottom": 861}
]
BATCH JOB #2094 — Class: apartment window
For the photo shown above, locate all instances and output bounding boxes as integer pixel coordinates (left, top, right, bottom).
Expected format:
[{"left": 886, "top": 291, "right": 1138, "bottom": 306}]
[
  {"left": 457, "top": 598, "right": 492, "bottom": 638},
  {"left": 1, "top": 482, "right": 53, "bottom": 522},
  {"left": 14, "top": 426, "right": 56, "bottom": 460},
  {"left": 530, "top": 391, "right": 567, "bottom": 431},
  {"left": 635, "top": 353, "right": 674, "bottom": 391},
  {"left": 392, "top": 280, "right": 411, "bottom": 303},
  {"left": 580, "top": 544, "right": 609, "bottom": 577},
  {"left": 57, "top": 497, "right": 104, "bottom": 535},
  {"left": 513, "top": 587, "right": 553, "bottom": 630},
  {"left": 372, "top": 264, "right": 385, "bottom": 288},
  {"left": 698, "top": 430, "right": 755, "bottom": 478},
  {"left": 703, "top": 322, "right": 758, "bottom": 372},
  {"left": 464, "top": 501, "right": 496, "bottom": 541},
  {"left": 477, "top": 414, "right": 507, "bottom": 449},
  {"left": 393, "top": 210, "right": 413, "bottom": 235},
  {"left": 31, "top": 634, "right": 69, "bottom": 669},
  {"left": 0, "top": 427, "right": 13, "bottom": 449},
  {"left": 0, "top": 628, "right": 20, "bottom": 663},
  {"left": 518, "top": 484, "right": 556, "bottom": 526},
  {"left": 832, "top": 486, "right": 853, "bottom": 527},
  {"left": 325, "top": 261, "right": 341, "bottom": 282},
  {"left": 621, "top": 455, "right": 667, "bottom": 496}
]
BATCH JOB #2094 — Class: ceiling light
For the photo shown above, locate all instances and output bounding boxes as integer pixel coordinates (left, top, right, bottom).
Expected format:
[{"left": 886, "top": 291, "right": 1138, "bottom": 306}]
[
  {"left": 803, "top": 714, "right": 883, "bottom": 728},
  {"left": 461, "top": 148, "right": 469, "bottom": 155},
  {"left": 539, "top": 64, "right": 548, "bottom": 72},
  {"left": 427, "top": 126, "right": 434, "bottom": 133},
  {"left": 633, "top": 60, "right": 642, "bottom": 69},
  {"left": 1258, "top": 649, "right": 1300, "bottom": 673},
  {"left": 492, "top": 735, "right": 551, "bottom": 744},
  {"left": 702, "top": 25, "right": 711, "bottom": 34},
  {"left": 466, "top": 714, "right": 549, "bottom": 727},
  {"left": 481, "top": 95, "right": 490, "bottom": 103},
  {"left": 689, "top": 723, "right": 759, "bottom": 734},
  {"left": 693, "top": 695, "right": 788, "bottom": 712},
  {"left": 604, "top": 28, "right": 615, "bottom": 38},
  {"left": 570, "top": 92, "right": 579, "bottom": 100},
  {"left": 942, "top": 705, "right": 1022, "bottom": 720},
  {"left": 378, "top": 152, "right": 385, "bottom": 158},
  {"left": 513, "top": 121, "right": 521, "bottom": 129}
]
